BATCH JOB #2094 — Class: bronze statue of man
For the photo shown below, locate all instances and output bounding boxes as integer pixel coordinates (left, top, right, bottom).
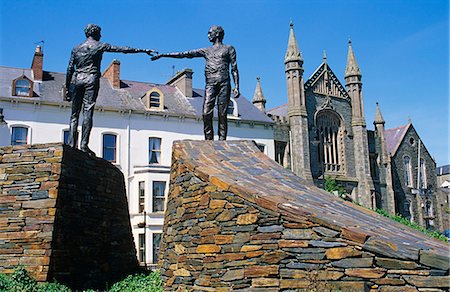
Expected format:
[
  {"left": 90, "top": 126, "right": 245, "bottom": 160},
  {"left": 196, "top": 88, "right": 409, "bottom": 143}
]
[
  {"left": 64, "top": 24, "right": 156, "bottom": 156},
  {"left": 152, "top": 25, "right": 239, "bottom": 140}
]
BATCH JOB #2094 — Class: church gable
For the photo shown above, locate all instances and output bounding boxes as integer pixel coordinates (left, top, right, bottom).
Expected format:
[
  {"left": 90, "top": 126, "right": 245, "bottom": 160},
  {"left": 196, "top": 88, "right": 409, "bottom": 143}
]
[{"left": 305, "top": 63, "right": 350, "bottom": 101}]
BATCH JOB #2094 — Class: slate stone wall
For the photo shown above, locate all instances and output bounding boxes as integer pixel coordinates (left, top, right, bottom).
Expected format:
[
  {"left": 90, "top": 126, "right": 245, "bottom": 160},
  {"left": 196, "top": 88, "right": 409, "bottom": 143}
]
[
  {"left": 0, "top": 143, "right": 138, "bottom": 290},
  {"left": 159, "top": 140, "right": 449, "bottom": 291}
]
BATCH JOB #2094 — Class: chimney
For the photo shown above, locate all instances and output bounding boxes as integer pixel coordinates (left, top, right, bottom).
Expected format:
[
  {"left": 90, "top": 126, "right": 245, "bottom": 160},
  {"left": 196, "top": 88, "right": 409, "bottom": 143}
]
[
  {"left": 166, "top": 68, "right": 193, "bottom": 97},
  {"left": 102, "top": 59, "right": 121, "bottom": 89},
  {"left": 31, "top": 46, "right": 43, "bottom": 81}
]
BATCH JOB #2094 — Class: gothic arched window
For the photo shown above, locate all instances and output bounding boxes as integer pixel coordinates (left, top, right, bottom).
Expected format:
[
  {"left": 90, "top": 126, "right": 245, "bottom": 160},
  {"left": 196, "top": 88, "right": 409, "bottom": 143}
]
[
  {"left": 403, "top": 156, "right": 412, "bottom": 187},
  {"left": 316, "top": 110, "right": 343, "bottom": 173}
]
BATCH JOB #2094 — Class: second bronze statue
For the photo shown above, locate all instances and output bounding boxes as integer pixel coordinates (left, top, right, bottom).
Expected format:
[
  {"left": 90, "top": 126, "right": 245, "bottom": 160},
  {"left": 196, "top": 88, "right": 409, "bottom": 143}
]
[{"left": 152, "top": 25, "right": 239, "bottom": 141}]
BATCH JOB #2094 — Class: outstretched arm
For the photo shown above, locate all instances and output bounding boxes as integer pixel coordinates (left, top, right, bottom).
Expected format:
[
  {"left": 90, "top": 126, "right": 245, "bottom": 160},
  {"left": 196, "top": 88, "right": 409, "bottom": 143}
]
[
  {"left": 230, "top": 46, "right": 240, "bottom": 98},
  {"left": 152, "top": 48, "right": 206, "bottom": 60},
  {"left": 106, "top": 44, "right": 157, "bottom": 56}
]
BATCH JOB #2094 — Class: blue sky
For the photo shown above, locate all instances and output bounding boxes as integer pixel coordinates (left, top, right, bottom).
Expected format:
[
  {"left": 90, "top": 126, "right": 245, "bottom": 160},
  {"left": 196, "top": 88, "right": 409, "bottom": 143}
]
[{"left": 1, "top": 0, "right": 448, "bottom": 166}]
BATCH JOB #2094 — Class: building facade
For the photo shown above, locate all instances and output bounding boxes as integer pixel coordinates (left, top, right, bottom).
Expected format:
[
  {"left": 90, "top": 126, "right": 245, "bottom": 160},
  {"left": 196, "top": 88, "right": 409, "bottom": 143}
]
[
  {"left": 260, "top": 23, "right": 444, "bottom": 231},
  {"left": 0, "top": 46, "right": 275, "bottom": 267}
]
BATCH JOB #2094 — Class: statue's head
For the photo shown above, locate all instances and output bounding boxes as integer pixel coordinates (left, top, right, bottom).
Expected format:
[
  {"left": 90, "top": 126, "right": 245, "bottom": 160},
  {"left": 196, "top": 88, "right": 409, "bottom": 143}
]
[
  {"left": 84, "top": 24, "right": 102, "bottom": 41},
  {"left": 208, "top": 25, "right": 224, "bottom": 42}
]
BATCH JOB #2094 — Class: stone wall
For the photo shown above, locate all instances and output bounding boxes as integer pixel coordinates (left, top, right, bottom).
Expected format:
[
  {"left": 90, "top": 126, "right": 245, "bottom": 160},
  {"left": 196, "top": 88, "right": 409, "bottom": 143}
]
[
  {"left": 0, "top": 143, "right": 138, "bottom": 290},
  {"left": 159, "top": 140, "right": 449, "bottom": 291}
]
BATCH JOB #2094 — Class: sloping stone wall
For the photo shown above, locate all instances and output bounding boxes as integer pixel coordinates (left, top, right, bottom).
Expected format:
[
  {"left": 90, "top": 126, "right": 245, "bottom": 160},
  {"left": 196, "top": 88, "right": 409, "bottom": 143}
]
[
  {"left": 0, "top": 143, "right": 138, "bottom": 290},
  {"left": 159, "top": 140, "right": 449, "bottom": 291}
]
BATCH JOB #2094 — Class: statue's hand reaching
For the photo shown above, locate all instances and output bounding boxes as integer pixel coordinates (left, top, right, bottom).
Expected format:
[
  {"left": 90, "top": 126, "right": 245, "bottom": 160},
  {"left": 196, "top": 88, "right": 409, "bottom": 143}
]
[
  {"left": 151, "top": 54, "right": 162, "bottom": 61},
  {"left": 233, "top": 87, "right": 240, "bottom": 98},
  {"left": 145, "top": 49, "right": 157, "bottom": 56}
]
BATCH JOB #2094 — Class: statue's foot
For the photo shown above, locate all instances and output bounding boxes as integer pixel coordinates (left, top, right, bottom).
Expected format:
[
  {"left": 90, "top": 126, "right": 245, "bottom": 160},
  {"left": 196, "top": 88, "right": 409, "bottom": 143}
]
[{"left": 81, "top": 147, "right": 96, "bottom": 157}]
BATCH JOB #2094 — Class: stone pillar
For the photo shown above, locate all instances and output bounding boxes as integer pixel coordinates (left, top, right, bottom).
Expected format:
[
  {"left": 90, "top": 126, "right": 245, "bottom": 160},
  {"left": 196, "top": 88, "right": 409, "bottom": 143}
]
[{"left": 285, "top": 22, "right": 312, "bottom": 182}]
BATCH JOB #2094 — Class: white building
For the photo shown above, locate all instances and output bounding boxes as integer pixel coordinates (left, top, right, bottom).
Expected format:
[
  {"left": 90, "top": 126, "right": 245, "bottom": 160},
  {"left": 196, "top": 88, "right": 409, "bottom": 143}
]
[{"left": 0, "top": 47, "right": 275, "bottom": 267}]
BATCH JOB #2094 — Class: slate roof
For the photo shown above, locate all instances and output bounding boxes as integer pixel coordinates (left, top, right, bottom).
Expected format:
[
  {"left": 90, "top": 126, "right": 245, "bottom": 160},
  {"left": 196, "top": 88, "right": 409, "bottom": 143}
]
[
  {"left": 437, "top": 165, "right": 450, "bottom": 176},
  {"left": 267, "top": 104, "right": 288, "bottom": 117},
  {"left": 0, "top": 66, "right": 273, "bottom": 124},
  {"left": 384, "top": 124, "right": 410, "bottom": 155}
]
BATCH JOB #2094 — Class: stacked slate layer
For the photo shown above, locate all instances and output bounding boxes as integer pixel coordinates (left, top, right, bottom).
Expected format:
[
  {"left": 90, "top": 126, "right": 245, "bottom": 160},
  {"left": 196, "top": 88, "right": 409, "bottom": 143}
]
[
  {"left": 0, "top": 143, "right": 138, "bottom": 290},
  {"left": 159, "top": 140, "right": 449, "bottom": 291}
]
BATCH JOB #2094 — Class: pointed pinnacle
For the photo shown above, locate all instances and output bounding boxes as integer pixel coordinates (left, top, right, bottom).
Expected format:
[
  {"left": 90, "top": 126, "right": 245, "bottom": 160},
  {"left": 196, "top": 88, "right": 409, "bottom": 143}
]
[
  {"left": 323, "top": 50, "right": 327, "bottom": 63},
  {"left": 285, "top": 21, "right": 302, "bottom": 63},
  {"left": 252, "top": 76, "right": 266, "bottom": 103},
  {"left": 345, "top": 39, "right": 361, "bottom": 77},
  {"left": 374, "top": 102, "right": 385, "bottom": 124}
]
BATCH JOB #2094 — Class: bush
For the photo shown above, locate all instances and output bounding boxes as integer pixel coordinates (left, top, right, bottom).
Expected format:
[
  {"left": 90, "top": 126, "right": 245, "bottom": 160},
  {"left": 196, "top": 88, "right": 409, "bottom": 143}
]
[
  {"left": 0, "top": 267, "right": 71, "bottom": 292},
  {"left": 109, "top": 271, "right": 163, "bottom": 292},
  {"left": 0, "top": 267, "right": 163, "bottom": 292}
]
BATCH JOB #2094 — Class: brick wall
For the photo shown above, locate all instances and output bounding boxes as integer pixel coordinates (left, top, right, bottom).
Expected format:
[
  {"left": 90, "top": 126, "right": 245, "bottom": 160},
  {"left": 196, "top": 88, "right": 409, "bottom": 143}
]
[
  {"left": 0, "top": 143, "right": 138, "bottom": 290},
  {"left": 159, "top": 140, "right": 449, "bottom": 291}
]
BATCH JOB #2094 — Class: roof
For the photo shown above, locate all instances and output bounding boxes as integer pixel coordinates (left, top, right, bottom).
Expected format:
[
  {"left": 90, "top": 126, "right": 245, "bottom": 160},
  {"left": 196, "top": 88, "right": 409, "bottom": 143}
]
[
  {"left": 384, "top": 124, "right": 410, "bottom": 155},
  {"left": 0, "top": 66, "right": 273, "bottom": 124},
  {"left": 267, "top": 103, "right": 288, "bottom": 117},
  {"left": 437, "top": 165, "right": 450, "bottom": 176}
]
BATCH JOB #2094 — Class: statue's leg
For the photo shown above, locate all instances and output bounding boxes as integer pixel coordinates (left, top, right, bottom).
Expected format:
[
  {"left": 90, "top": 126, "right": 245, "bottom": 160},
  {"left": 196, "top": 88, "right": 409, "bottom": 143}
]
[
  {"left": 217, "top": 81, "right": 231, "bottom": 141},
  {"left": 80, "top": 82, "right": 99, "bottom": 153},
  {"left": 68, "top": 86, "right": 83, "bottom": 148},
  {"left": 203, "top": 83, "right": 217, "bottom": 140}
]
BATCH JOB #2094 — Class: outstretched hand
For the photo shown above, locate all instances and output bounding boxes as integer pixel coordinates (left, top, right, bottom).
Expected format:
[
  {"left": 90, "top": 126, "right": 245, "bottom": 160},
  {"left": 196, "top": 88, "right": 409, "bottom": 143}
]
[
  {"left": 233, "top": 88, "right": 240, "bottom": 99},
  {"left": 145, "top": 49, "right": 158, "bottom": 56},
  {"left": 151, "top": 54, "right": 162, "bottom": 61}
]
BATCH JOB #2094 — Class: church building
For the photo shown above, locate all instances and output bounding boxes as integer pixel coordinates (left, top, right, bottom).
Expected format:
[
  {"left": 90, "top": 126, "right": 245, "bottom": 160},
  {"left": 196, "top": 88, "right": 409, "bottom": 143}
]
[{"left": 255, "top": 22, "right": 444, "bottom": 231}]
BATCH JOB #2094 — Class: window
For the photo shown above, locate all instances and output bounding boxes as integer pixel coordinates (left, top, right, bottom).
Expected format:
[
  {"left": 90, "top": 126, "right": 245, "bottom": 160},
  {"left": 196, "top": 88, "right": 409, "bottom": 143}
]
[
  {"left": 227, "top": 98, "right": 238, "bottom": 117},
  {"left": 63, "top": 130, "right": 70, "bottom": 145},
  {"left": 404, "top": 200, "right": 414, "bottom": 222},
  {"left": 371, "top": 192, "right": 382, "bottom": 209},
  {"left": 102, "top": 134, "right": 117, "bottom": 162},
  {"left": 138, "top": 181, "right": 145, "bottom": 213},
  {"left": 419, "top": 159, "right": 427, "bottom": 189},
  {"left": 227, "top": 100, "right": 234, "bottom": 115},
  {"left": 142, "top": 88, "right": 164, "bottom": 110},
  {"left": 150, "top": 92, "right": 161, "bottom": 108},
  {"left": 138, "top": 234, "right": 146, "bottom": 264},
  {"left": 275, "top": 141, "right": 288, "bottom": 167},
  {"left": 152, "top": 181, "right": 165, "bottom": 212},
  {"left": 11, "top": 127, "right": 28, "bottom": 145},
  {"left": 316, "top": 110, "right": 342, "bottom": 173},
  {"left": 403, "top": 156, "right": 412, "bottom": 187},
  {"left": 12, "top": 76, "right": 33, "bottom": 97},
  {"left": 149, "top": 137, "right": 161, "bottom": 164},
  {"left": 63, "top": 129, "right": 79, "bottom": 146},
  {"left": 152, "top": 233, "right": 162, "bottom": 264},
  {"left": 424, "top": 200, "right": 435, "bottom": 229}
]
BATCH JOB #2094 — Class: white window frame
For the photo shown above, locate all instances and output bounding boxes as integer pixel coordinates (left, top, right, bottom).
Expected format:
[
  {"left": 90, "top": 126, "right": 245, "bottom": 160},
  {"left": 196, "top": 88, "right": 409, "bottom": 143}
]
[
  {"left": 101, "top": 132, "right": 119, "bottom": 164},
  {"left": 10, "top": 124, "right": 31, "bottom": 145}
]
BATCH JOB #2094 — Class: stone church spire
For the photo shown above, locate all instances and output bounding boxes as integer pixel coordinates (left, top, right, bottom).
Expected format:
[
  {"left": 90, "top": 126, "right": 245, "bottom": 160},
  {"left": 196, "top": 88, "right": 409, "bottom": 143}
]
[
  {"left": 345, "top": 40, "right": 365, "bottom": 127},
  {"left": 373, "top": 102, "right": 396, "bottom": 214},
  {"left": 345, "top": 40, "right": 362, "bottom": 78},
  {"left": 344, "top": 40, "right": 373, "bottom": 208},
  {"left": 252, "top": 77, "right": 266, "bottom": 113},
  {"left": 374, "top": 102, "right": 385, "bottom": 125},
  {"left": 285, "top": 21, "right": 303, "bottom": 63},
  {"left": 284, "top": 21, "right": 312, "bottom": 182}
]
